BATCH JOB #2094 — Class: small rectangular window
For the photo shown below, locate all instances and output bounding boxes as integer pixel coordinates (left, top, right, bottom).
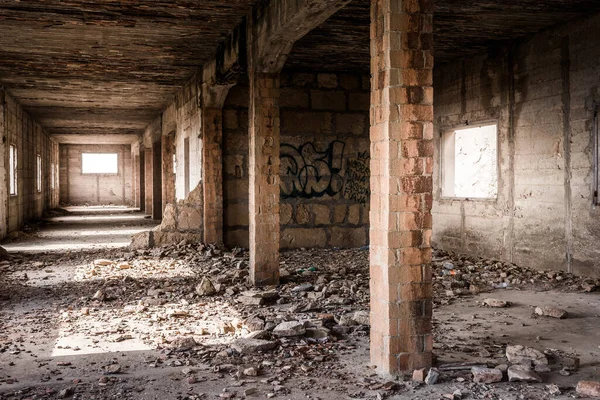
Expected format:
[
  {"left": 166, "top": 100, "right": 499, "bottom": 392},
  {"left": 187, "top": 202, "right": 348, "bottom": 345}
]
[
  {"left": 51, "top": 162, "right": 56, "bottom": 190},
  {"left": 9, "top": 145, "right": 17, "bottom": 195},
  {"left": 441, "top": 124, "right": 498, "bottom": 199},
  {"left": 81, "top": 153, "right": 118, "bottom": 174},
  {"left": 37, "top": 154, "right": 42, "bottom": 192}
]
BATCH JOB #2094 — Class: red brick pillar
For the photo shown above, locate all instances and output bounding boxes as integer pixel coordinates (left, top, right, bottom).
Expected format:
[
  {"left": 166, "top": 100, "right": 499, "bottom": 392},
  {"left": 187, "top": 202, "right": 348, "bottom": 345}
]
[
  {"left": 203, "top": 107, "right": 224, "bottom": 245},
  {"left": 369, "top": 0, "right": 434, "bottom": 374},
  {"left": 249, "top": 73, "right": 280, "bottom": 286}
]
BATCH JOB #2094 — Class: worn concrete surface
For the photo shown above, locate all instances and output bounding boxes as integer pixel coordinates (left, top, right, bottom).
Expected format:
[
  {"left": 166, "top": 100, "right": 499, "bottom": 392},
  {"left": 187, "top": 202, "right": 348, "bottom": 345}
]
[{"left": 1, "top": 211, "right": 599, "bottom": 399}]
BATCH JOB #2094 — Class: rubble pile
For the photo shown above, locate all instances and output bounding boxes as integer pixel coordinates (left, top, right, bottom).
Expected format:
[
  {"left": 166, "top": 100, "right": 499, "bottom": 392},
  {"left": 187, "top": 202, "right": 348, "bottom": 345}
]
[{"left": 0, "top": 244, "right": 598, "bottom": 399}]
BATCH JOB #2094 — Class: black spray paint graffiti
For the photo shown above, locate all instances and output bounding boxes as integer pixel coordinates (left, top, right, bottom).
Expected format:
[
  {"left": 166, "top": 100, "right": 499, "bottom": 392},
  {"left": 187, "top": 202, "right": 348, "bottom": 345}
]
[
  {"left": 280, "top": 141, "right": 345, "bottom": 199},
  {"left": 344, "top": 151, "right": 370, "bottom": 203}
]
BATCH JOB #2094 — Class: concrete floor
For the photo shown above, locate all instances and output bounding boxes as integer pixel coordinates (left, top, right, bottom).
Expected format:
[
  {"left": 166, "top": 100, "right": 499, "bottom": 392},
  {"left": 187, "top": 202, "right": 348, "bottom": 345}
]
[
  {"left": 1, "top": 207, "right": 158, "bottom": 253},
  {"left": 1, "top": 209, "right": 599, "bottom": 399}
]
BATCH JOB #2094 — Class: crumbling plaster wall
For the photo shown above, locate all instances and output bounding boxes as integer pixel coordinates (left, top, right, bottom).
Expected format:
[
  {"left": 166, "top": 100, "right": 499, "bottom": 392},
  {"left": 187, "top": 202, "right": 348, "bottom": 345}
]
[
  {"left": 59, "top": 144, "right": 133, "bottom": 205},
  {"left": 1, "top": 90, "right": 59, "bottom": 240},
  {"left": 134, "top": 74, "right": 204, "bottom": 246},
  {"left": 223, "top": 72, "right": 371, "bottom": 249},
  {"left": 432, "top": 12, "right": 600, "bottom": 277}
]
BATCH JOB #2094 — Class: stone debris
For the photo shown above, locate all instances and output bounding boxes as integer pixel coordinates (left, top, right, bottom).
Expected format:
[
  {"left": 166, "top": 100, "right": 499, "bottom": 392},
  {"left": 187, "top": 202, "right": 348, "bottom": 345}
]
[
  {"left": 482, "top": 298, "right": 509, "bottom": 308},
  {"left": 576, "top": 381, "right": 600, "bottom": 397},
  {"left": 534, "top": 305, "right": 568, "bottom": 319},
  {"left": 231, "top": 338, "right": 278, "bottom": 354},
  {"left": 507, "top": 365, "right": 542, "bottom": 382},
  {"left": 471, "top": 367, "right": 503, "bottom": 383},
  {"left": 505, "top": 345, "right": 549, "bottom": 366},
  {"left": 0, "top": 244, "right": 597, "bottom": 399},
  {"left": 196, "top": 277, "right": 217, "bottom": 296},
  {"left": 425, "top": 368, "right": 440, "bottom": 385},
  {"left": 272, "top": 321, "right": 306, "bottom": 337}
]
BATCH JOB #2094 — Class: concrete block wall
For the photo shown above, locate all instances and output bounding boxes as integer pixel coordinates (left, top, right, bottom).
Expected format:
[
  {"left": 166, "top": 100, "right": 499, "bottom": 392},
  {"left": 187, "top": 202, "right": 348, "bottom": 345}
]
[
  {"left": 223, "top": 71, "right": 371, "bottom": 249},
  {"left": 134, "top": 73, "right": 204, "bottom": 242},
  {"left": 1, "top": 90, "right": 59, "bottom": 240},
  {"left": 432, "top": 12, "right": 600, "bottom": 277},
  {"left": 59, "top": 144, "right": 133, "bottom": 205}
]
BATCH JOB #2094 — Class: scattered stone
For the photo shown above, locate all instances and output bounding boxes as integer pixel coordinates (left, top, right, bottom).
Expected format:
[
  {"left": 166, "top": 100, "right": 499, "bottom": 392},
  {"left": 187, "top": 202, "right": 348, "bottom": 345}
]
[
  {"left": 94, "top": 259, "right": 112, "bottom": 266},
  {"left": 231, "top": 339, "right": 278, "bottom": 354},
  {"left": 291, "top": 283, "right": 313, "bottom": 292},
  {"left": 169, "top": 336, "right": 197, "bottom": 351},
  {"left": 425, "top": 368, "right": 440, "bottom": 385},
  {"left": 483, "top": 298, "right": 509, "bottom": 308},
  {"left": 273, "top": 321, "right": 305, "bottom": 337},
  {"left": 58, "top": 387, "right": 74, "bottom": 398},
  {"left": 507, "top": 365, "right": 542, "bottom": 382},
  {"left": 92, "top": 290, "right": 105, "bottom": 301},
  {"left": 412, "top": 368, "right": 426, "bottom": 382},
  {"left": 546, "top": 384, "right": 561, "bottom": 395},
  {"left": 535, "top": 306, "right": 567, "bottom": 319},
  {"left": 196, "top": 277, "right": 217, "bottom": 296},
  {"left": 561, "top": 356, "right": 580, "bottom": 371},
  {"left": 243, "top": 367, "right": 258, "bottom": 376},
  {"left": 244, "top": 388, "right": 258, "bottom": 396},
  {"left": 576, "top": 381, "right": 600, "bottom": 398},
  {"left": 305, "top": 327, "right": 330, "bottom": 339},
  {"left": 505, "top": 345, "right": 548, "bottom": 366},
  {"left": 103, "top": 364, "right": 122, "bottom": 374},
  {"left": 351, "top": 310, "right": 370, "bottom": 326},
  {"left": 534, "top": 364, "right": 551, "bottom": 373},
  {"left": 471, "top": 367, "right": 503, "bottom": 383}
]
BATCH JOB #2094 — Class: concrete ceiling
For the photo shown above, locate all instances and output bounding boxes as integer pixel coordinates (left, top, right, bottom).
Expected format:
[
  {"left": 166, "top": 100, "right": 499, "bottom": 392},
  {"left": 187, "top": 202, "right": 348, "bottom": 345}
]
[
  {"left": 285, "top": 0, "right": 600, "bottom": 71},
  {"left": 0, "top": 0, "right": 258, "bottom": 137},
  {"left": 1, "top": 0, "right": 600, "bottom": 139}
]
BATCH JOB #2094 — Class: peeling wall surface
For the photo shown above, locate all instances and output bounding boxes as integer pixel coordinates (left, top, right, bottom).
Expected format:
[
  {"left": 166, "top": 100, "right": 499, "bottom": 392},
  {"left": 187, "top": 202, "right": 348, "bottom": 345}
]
[
  {"left": 223, "top": 72, "right": 371, "bottom": 249},
  {"left": 433, "top": 12, "right": 600, "bottom": 277},
  {"left": 1, "top": 90, "right": 59, "bottom": 239},
  {"left": 59, "top": 144, "right": 132, "bottom": 206}
]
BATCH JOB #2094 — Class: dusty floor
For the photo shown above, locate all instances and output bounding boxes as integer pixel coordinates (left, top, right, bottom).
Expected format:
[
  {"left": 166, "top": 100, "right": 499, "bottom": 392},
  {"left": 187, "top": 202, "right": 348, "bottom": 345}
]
[{"left": 1, "top": 208, "right": 599, "bottom": 399}]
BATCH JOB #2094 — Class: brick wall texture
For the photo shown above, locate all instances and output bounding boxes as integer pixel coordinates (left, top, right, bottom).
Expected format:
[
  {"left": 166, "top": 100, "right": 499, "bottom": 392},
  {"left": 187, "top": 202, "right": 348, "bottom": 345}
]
[{"left": 223, "top": 71, "right": 371, "bottom": 250}]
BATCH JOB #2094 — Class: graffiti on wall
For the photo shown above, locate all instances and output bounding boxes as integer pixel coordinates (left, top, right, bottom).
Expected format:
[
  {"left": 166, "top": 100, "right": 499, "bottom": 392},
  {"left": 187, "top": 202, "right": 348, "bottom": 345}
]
[
  {"left": 280, "top": 141, "right": 345, "bottom": 199},
  {"left": 344, "top": 151, "right": 370, "bottom": 203}
]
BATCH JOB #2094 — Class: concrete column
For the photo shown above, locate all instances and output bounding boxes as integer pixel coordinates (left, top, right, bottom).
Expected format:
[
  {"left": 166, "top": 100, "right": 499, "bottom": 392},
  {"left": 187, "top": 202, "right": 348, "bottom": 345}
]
[
  {"left": 162, "top": 132, "right": 176, "bottom": 212},
  {"left": 152, "top": 140, "right": 162, "bottom": 220},
  {"left": 248, "top": 73, "right": 280, "bottom": 286},
  {"left": 369, "top": 0, "right": 434, "bottom": 374},
  {"left": 139, "top": 150, "right": 145, "bottom": 212},
  {"left": 144, "top": 147, "right": 153, "bottom": 216},
  {"left": 202, "top": 107, "right": 224, "bottom": 245}
]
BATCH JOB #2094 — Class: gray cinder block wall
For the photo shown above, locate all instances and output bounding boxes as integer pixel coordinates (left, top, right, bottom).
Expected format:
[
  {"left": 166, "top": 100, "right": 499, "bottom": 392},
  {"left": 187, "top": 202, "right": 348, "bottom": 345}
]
[{"left": 432, "top": 12, "right": 600, "bottom": 278}]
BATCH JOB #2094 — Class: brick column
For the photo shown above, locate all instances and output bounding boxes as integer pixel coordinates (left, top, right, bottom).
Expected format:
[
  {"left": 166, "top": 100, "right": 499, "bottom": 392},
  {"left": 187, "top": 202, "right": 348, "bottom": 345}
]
[
  {"left": 203, "top": 107, "right": 224, "bottom": 245},
  {"left": 152, "top": 140, "right": 162, "bottom": 220},
  {"left": 369, "top": 0, "right": 434, "bottom": 374},
  {"left": 144, "top": 147, "right": 152, "bottom": 215},
  {"left": 249, "top": 73, "right": 280, "bottom": 286}
]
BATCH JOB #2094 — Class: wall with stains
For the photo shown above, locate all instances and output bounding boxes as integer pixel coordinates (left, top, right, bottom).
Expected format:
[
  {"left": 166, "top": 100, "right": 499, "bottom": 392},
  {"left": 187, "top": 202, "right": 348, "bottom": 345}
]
[
  {"left": 432, "top": 13, "right": 600, "bottom": 277},
  {"left": 2, "top": 90, "right": 59, "bottom": 240}
]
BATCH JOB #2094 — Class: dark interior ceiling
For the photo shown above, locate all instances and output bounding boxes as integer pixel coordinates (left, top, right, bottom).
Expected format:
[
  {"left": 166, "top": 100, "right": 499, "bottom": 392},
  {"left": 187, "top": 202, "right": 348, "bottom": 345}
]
[
  {"left": 1, "top": 0, "right": 599, "bottom": 138},
  {"left": 286, "top": 0, "right": 600, "bottom": 71},
  {"left": 0, "top": 0, "right": 258, "bottom": 136}
]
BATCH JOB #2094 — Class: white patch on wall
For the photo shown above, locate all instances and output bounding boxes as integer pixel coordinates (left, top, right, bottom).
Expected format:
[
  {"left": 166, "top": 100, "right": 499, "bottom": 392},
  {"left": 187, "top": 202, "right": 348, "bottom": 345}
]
[
  {"left": 81, "top": 153, "right": 118, "bottom": 174},
  {"left": 442, "top": 124, "right": 498, "bottom": 199}
]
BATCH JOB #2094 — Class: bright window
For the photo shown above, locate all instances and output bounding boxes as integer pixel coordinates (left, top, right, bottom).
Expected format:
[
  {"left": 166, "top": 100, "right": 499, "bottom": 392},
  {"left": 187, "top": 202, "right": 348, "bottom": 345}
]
[
  {"left": 81, "top": 153, "right": 118, "bottom": 174},
  {"left": 37, "top": 154, "right": 42, "bottom": 192},
  {"left": 9, "top": 145, "right": 17, "bottom": 195},
  {"left": 51, "top": 162, "right": 55, "bottom": 189},
  {"left": 441, "top": 124, "right": 498, "bottom": 199}
]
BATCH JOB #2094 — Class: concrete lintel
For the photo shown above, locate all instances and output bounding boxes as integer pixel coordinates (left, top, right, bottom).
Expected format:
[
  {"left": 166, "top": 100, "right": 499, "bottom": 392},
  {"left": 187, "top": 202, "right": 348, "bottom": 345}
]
[
  {"left": 51, "top": 134, "right": 140, "bottom": 145},
  {"left": 251, "top": 0, "right": 351, "bottom": 73}
]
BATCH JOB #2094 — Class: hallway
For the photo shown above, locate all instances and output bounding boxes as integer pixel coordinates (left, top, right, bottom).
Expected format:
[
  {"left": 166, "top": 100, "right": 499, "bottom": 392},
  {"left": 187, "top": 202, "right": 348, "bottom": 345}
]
[{"left": 1, "top": 207, "right": 157, "bottom": 253}]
